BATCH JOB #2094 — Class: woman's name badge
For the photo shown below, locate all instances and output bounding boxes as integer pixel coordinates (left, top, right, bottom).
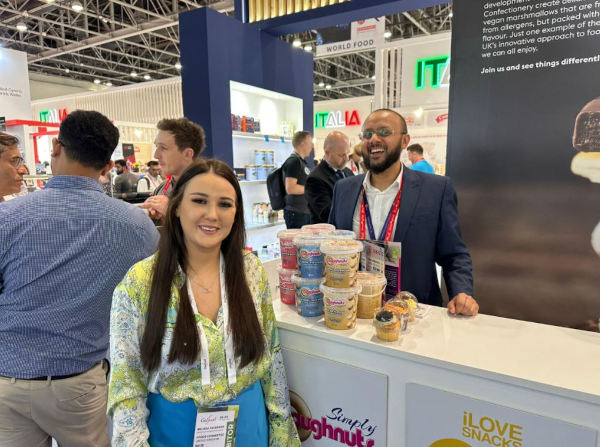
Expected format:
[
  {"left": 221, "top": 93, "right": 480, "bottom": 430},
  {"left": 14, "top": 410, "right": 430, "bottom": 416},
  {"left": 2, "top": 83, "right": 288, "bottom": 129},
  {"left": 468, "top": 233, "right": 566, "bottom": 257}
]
[{"left": 193, "top": 405, "right": 239, "bottom": 447}]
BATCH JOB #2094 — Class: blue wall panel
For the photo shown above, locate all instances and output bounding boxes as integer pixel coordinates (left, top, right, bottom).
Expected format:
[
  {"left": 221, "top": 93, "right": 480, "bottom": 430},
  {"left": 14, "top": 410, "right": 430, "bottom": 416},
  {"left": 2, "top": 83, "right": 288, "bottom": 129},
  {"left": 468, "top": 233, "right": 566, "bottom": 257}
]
[{"left": 179, "top": 7, "right": 313, "bottom": 167}]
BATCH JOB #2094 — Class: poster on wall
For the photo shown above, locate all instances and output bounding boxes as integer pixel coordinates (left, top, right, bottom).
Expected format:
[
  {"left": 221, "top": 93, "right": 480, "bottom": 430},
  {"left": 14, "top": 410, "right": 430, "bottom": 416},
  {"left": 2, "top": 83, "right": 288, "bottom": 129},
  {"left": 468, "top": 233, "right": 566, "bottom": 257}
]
[
  {"left": 0, "top": 48, "right": 31, "bottom": 120},
  {"left": 282, "top": 348, "right": 388, "bottom": 446},
  {"left": 316, "top": 17, "right": 384, "bottom": 57},
  {"left": 447, "top": 0, "right": 600, "bottom": 328},
  {"left": 406, "top": 384, "right": 597, "bottom": 446}
]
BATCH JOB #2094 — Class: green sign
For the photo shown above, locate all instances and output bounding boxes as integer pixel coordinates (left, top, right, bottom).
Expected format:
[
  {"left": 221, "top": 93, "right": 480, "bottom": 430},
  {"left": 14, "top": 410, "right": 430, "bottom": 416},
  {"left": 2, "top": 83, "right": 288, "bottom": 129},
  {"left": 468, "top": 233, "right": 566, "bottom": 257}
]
[{"left": 416, "top": 56, "right": 450, "bottom": 89}]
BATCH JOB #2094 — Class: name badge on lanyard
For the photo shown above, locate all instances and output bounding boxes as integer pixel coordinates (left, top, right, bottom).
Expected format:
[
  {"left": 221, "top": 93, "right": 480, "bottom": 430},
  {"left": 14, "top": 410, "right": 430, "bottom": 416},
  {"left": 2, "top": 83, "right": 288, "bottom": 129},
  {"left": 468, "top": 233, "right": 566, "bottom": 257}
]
[
  {"left": 187, "top": 254, "right": 237, "bottom": 387},
  {"left": 359, "top": 175, "right": 403, "bottom": 242},
  {"left": 194, "top": 405, "right": 239, "bottom": 447}
]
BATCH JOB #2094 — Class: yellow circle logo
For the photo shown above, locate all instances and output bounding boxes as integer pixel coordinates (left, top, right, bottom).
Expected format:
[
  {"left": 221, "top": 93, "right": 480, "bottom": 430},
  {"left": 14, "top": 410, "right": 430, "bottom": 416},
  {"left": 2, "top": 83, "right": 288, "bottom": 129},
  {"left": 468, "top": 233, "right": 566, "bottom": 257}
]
[{"left": 430, "top": 439, "right": 471, "bottom": 447}]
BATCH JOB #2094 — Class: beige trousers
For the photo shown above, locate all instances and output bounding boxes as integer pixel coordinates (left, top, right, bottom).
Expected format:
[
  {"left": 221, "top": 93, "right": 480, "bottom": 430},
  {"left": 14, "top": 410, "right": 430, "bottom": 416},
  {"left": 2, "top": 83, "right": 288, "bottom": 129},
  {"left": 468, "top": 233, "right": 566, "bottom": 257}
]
[{"left": 0, "top": 361, "right": 110, "bottom": 447}]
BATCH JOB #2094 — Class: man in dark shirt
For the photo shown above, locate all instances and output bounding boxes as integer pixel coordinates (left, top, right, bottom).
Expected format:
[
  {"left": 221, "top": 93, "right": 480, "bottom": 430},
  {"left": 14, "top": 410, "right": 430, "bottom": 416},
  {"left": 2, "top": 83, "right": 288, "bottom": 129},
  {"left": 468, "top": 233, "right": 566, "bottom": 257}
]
[
  {"left": 282, "top": 130, "right": 313, "bottom": 228},
  {"left": 305, "top": 130, "right": 353, "bottom": 223},
  {"left": 113, "top": 159, "right": 139, "bottom": 198}
]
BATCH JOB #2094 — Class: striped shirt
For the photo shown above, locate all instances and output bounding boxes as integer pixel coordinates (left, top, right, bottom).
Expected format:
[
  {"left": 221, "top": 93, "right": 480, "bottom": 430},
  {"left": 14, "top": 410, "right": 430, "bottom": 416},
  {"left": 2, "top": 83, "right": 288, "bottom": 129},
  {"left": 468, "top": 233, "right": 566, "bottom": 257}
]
[{"left": 0, "top": 175, "right": 159, "bottom": 378}]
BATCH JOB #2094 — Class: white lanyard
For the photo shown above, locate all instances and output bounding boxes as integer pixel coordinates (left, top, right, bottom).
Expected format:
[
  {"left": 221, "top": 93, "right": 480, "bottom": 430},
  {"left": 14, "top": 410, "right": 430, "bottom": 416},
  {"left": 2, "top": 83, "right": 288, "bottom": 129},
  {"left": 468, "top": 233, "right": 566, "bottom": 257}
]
[{"left": 186, "top": 254, "right": 237, "bottom": 387}]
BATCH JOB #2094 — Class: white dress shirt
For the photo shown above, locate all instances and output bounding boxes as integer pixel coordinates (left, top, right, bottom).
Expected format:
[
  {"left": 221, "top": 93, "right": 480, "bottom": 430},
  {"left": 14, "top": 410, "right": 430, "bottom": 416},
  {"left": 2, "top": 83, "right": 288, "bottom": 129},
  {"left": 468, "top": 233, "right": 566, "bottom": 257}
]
[{"left": 352, "top": 166, "right": 403, "bottom": 240}]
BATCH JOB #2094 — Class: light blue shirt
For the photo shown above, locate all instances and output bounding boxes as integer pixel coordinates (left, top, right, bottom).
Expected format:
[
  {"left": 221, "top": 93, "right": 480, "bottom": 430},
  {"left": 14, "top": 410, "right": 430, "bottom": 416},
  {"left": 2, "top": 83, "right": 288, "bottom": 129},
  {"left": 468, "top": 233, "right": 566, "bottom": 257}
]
[
  {"left": 410, "top": 159, "right": 435, "bottom": 174},
  {"left": 0, "top": 175, "right": 159, "bottom": 378}
]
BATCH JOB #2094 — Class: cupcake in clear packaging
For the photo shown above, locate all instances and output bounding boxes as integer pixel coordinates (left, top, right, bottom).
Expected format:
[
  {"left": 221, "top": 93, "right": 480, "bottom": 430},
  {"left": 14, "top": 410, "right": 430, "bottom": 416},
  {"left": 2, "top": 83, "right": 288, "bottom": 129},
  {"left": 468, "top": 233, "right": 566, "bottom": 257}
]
[
  {"left": 397, "top": 291, "right": 419, "bottom": 322},
  {"left": 373, "top": 308, "right": 401, "bottom": 341},
  {"left": 356, "top": 271, "right": 387, "bottom": 319},
  {"left": 383, "top": 297, "right": 409, "bottom": 331}
]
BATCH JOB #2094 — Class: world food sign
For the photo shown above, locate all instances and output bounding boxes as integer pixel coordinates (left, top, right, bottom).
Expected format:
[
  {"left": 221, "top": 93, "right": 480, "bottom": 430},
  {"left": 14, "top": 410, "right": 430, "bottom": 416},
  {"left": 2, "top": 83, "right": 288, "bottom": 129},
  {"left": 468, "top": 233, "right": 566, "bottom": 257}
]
[{"left": 315, "top": 110, "right": 361, "bottom": 129}]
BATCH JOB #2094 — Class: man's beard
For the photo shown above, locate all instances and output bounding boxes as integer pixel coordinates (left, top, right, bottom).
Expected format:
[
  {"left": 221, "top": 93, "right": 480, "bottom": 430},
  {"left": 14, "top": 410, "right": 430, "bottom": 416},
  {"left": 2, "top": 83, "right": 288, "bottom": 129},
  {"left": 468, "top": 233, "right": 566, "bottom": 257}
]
[{"left": 363, "top": 142, "right": 402, "bottom": 174}]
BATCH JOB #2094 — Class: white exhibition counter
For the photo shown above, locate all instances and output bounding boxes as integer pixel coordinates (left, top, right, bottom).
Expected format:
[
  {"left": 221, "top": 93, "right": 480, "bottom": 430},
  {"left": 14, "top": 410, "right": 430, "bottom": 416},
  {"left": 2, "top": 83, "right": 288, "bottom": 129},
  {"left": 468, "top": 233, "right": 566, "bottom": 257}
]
[{"left": 262, "top": 259, "right": 600, "bottom": 447}]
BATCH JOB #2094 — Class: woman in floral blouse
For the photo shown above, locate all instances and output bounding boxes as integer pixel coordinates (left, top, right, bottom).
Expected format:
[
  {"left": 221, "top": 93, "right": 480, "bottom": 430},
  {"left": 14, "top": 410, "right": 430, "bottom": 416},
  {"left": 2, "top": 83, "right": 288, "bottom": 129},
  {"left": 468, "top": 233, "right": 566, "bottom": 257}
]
[{"left": 108, "top": 159, "right": 300, "bottom": 446}]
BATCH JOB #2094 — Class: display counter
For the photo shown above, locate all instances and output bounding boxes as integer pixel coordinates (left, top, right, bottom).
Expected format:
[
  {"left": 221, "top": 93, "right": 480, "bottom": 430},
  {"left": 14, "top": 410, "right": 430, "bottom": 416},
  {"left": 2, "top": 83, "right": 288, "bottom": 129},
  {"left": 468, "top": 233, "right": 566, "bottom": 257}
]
[{"left": 262, "top": 258, "right": 600, "bottom": 446}]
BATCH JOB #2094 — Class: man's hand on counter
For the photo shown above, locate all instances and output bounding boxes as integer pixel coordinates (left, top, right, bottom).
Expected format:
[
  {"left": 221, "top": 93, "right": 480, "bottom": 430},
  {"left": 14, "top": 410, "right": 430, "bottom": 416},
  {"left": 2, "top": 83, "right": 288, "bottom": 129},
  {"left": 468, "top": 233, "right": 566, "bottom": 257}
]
[
  {"left": 447, "top": 293, "right": 479, "bottom": 316},
  {"left": 141, "top": 195, "right": 170, "bottom": 220}
]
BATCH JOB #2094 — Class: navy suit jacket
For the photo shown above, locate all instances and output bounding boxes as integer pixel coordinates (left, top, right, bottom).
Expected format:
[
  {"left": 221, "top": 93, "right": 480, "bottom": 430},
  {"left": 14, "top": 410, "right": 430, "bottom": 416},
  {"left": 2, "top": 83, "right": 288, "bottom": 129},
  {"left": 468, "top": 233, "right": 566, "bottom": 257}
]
[
  {"left": 328, "top": 167, "right": 473, "bottom": 306},
  {"left": 305, "top": 161, "right": 353, "bottom": 224}
]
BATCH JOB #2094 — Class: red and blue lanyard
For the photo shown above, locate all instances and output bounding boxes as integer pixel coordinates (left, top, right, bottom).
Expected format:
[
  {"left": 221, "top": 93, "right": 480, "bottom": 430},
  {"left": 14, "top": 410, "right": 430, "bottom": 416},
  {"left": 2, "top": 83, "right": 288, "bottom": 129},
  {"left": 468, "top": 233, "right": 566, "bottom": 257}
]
[{"left": 359, "top": 176, "right": 403, "bottom": 242}]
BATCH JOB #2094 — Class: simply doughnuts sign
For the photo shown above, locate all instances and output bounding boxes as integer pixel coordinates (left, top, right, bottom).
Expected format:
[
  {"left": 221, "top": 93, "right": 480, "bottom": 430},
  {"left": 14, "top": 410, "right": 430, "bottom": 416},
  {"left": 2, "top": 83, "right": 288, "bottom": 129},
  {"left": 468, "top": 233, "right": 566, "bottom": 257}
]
[{"left": 282, "top": 349, "right": 388, "bottom": 446}]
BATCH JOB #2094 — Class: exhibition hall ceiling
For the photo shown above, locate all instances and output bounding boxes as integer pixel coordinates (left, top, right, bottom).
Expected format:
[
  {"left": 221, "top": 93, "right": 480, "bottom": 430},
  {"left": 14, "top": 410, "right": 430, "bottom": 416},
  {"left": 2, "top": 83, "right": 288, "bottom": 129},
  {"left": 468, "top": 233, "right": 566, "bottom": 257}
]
[{"left": 0, "top": 0, "right": 452, "bottom": 100}]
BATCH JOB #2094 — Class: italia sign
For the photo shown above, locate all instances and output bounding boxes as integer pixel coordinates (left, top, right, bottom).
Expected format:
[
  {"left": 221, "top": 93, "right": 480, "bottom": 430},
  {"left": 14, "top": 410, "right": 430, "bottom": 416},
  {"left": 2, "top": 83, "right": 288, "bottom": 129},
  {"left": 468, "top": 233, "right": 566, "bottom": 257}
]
[
  {"left": 315, "top": 110, "right": 361, "bottom": 129},
  {"left": 416, "top": 56, "right": 450, "bottom": 89}
]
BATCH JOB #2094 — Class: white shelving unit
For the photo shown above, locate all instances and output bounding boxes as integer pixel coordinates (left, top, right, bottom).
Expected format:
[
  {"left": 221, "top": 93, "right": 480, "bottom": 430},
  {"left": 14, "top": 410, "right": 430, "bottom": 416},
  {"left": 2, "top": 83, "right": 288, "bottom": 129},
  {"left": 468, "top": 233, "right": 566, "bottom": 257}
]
[{"left": 230, "top": 81, "right": 303, "bottom": 255}]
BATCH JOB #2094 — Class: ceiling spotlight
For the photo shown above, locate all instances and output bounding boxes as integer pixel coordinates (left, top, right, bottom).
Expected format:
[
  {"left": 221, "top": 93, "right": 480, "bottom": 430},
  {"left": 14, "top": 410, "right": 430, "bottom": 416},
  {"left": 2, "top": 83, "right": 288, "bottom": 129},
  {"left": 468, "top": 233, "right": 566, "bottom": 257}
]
[
  {"left": 130, "top": 71, "right": 138, "bottom": 77},
  {"left": 45, "top": 0, "right": 56, "bottom": 3},
  {"left": 175, "top": 62, "right": 182, "bottom": 70},
  {"left": 384, "top": 30, "right": 392, "bottom": 39},
  {"left": 318, "top": 81, "right": 325, "bottom": 88},
  {"left": 292, "top": 38, "right": 301, "bottom": 48},
  {"left": 102, "top": 17, "right": 108, "bottom": 23},
  {"left": 16, "top": 21, "right": 27, "bottom": 32},
  {"left": 71, "top": 1, "right": 84, "bottom": 12},
  {"left": 105, "top": 81, "right": 112, "bottom": 87},
  {"left": 65, "top": 68, "right": 70, "bottom": 73},
  {"left": 143, "top": 74, "right": 151, "bottom": 80},
  {"left": 414, "top": 107, "right": 424, "bottom": 118},
  {"left": 304, "top": 44, "right": 312, "bottom": 52},
  {"left": 449, "top": 12, "right": 454, "bottom": 18},
  {"left": 93, "top": 79, "right": 101, "bottom": 84},
  {"left": 325, "top": 84, "right": 331, "bottom": 90},
  {"left": 371, "top": 75, "right": 376, "bottom": 80}
]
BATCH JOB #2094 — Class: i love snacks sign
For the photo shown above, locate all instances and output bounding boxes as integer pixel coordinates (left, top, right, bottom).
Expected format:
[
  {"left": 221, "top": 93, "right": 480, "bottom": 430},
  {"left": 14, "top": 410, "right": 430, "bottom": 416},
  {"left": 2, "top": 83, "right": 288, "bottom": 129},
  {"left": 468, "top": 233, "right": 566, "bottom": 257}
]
[{"left": 406, "top": 384, "right": 597, "bottom": 446}]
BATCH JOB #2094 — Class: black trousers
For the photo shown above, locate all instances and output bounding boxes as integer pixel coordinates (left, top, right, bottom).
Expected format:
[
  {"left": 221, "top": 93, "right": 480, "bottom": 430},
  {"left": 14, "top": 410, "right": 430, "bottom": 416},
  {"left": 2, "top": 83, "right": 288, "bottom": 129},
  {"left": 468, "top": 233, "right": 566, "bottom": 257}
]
[{"left": 284, "top": 209, "right": 311, "bottom": 229}]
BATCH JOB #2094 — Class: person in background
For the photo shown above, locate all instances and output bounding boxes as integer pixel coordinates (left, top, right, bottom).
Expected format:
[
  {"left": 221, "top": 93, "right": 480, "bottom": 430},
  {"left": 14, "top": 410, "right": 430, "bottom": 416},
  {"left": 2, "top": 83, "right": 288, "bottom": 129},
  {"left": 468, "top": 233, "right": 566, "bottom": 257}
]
[
  {"left": 329, "top": 109, "right": 478, "bottom": 316},
  {"left": 305, "top": 130, "right": 353, "bottom": 224},
  {"left": 137, "top": 160, "right": 163, "bottom": 193},
  {"left": 281, "top": 130, "right": 313, "bottom": 229},
  {"left": 0, "top": 110, "right": 159, "bottom": 447},
  {"left": 349, "top": 142, "right": 366, "bottom": 175},
  {"left": 141, "top": 118, "right": 206, "bottom": 221},
  {"left": 109, "top": 159, "right": 300, "bottom": 446},
  {"left": 407, "top": 143, "right": 435, "bottom": 174},
  {"left": 113, "top": 159, "right": 140, "bottom": 197},
  {"left": 99, "top": 170, "right": 113, "bottom": 196},
  {"left": 0, "top": 132, "right": 28, "bottom": 201}
]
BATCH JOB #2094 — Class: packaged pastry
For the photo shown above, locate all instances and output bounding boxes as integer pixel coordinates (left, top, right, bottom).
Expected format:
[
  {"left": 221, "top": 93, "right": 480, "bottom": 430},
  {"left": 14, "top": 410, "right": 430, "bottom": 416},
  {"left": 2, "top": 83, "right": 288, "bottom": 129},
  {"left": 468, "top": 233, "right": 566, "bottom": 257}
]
[
  {"left": 356, "top": 271, "right": 387, "bottom": 319},
  {"left": 292, "top": 275, "right": 324, "bottom": 317},
  {"left": 320, "top": 283, "right": 361, "bottom": 330},
  {"left": 320, "top": 240, "right": 363, "bottom": 288},
  {"left": 278, "top": 268, "right": 299, "bottom": 304},
  {"left": 572, "top": 96, "right": 600, "bottom": 152},
  {"left": 277, "top": 229, "right": 309, "bottom": 270},
  {"left": 373, "top": 308, "right": 401, "bottom": 342},
  {"left": 397, "top": 291, "right": 419, "bottom": 322},
  {"left": 295, "top": 235, "right": 329, "bottom": 278},
  {"left": 383, "top": 297, "right": 409, "bottom": 331}
]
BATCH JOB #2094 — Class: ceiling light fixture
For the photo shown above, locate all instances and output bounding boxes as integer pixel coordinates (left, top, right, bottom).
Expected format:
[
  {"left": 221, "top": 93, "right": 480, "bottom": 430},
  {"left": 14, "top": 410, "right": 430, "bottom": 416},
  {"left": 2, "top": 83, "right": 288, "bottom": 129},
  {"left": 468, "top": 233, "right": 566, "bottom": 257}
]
[
  {"left": 16, "top": 21, "right": 27, "bottom": 32},
  {"left": 105, "top": 81, "right": 112, "bottom": 87},
  {"left": 130, "top": 71, "right": 138, "bottom": 77},
  {"left": 71, "top": 1, "right": 84, "bottom": 13},
  {"left": 384, "top": 30, "right": 392, "bottom": 38},
  {"left": 292, "top": 38, "right": 301, "bottom": 48},
  {"left": 65, "top": 68, "right": 70, "bottom": 73},
  {"left": 143, "top": 74, "right": 151, "bottom": 80},
  {"left": 325, "top": 84, "right": 331, "bottom": 90},
  {"left": 93, "top": 79, "right": 101, "bottom": 84},
  {"left": 175, "top": 62, "right": 182, "bottom": 70},
  {"left": 318, "top": 81, "right": 325, "bottom": 88},
  {"left": 449, "top": 12, "right": 454, "bottom": 18},
  {"left": 371, "top": 75, "right": 376, "bottom": 80},
  {"left": 304, "top": 44, "right": 312, "bottom": 52}
]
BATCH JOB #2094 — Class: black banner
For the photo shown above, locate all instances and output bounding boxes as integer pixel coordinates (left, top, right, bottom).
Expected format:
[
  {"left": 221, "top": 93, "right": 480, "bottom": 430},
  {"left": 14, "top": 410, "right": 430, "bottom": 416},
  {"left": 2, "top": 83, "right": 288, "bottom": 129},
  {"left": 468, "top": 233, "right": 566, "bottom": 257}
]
[{"left": 448, "top": 0, "right": 600, "bottom": 327}]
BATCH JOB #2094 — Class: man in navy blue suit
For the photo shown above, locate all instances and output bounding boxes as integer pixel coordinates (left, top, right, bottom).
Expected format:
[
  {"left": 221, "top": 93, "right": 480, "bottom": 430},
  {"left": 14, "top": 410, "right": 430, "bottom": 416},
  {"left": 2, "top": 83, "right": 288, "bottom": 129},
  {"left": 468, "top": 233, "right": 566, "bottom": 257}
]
[{"left": 329, "top": 109, "right": 478, "bottom": 316}]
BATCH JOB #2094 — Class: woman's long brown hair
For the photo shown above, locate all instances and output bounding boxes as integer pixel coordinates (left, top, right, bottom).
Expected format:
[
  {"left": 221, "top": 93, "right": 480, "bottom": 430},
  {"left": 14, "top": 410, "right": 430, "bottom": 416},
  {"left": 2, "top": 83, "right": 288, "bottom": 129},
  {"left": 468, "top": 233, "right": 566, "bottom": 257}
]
[{"left": 140, "top": 159, "right": 265, "bottom": 372}]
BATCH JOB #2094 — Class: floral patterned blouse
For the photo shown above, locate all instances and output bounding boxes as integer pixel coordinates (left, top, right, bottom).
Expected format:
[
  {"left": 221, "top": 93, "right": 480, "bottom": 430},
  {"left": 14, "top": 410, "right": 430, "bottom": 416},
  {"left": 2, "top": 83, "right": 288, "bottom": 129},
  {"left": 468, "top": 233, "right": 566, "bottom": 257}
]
[{"left": 108, "top": 251, "right": 301, "bottom": 446}]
